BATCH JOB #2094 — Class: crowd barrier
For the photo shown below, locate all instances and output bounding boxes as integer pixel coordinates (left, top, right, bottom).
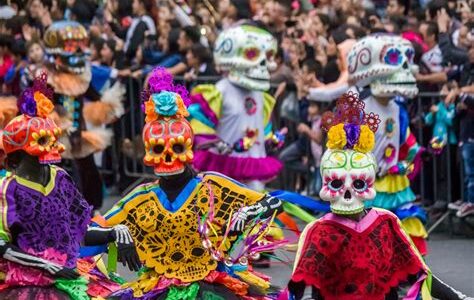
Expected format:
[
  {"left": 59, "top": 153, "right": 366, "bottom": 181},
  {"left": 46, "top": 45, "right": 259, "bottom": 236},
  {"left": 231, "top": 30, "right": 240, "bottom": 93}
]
[{"left": 101, "top": 76, "right": 465, "bottom": 222}]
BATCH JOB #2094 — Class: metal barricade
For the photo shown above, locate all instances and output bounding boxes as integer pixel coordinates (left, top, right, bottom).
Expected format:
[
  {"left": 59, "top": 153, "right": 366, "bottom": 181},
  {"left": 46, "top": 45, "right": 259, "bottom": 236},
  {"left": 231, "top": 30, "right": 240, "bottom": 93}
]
[{"left": 113, "top": 76, "right": 463, "bottom": 216}]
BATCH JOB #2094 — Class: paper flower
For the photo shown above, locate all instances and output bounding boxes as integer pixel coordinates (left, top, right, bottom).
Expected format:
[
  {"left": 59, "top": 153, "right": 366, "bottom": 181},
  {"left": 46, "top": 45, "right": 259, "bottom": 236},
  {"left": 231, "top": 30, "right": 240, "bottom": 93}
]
[
  {"left": 152, "top": 91, "right": 178, "bottom": 116},
  {"left": 144, "top": 99, "right": 158, "bottom": 123},
  {"left": 20, "top": 94, "right": 37, "bottom": 116},
  {"left": 354, "top": 125, "right": 375, "bottom": 153},
  {"left": 327, "top": 123, "right": 347, "bottom": 150},
  {"left": 344, "top": 124, "right": 360, "bottom": 149},
  {"left": 34, "top": 91, "right": 54, "bottom": 117}
]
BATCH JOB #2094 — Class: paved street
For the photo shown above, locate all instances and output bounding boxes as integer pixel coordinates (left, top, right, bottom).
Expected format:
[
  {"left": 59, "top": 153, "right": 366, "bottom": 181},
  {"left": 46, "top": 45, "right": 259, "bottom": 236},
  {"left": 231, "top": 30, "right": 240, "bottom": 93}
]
[{"left": 102, "top": 196, "right": 474, "bottom": 298}]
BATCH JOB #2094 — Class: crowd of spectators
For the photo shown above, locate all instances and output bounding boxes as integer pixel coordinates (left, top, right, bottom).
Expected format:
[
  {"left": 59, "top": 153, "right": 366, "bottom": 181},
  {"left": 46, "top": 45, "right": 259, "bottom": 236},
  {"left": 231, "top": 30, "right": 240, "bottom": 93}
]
[{"left": 0, "top": 0, "right": 473, "bottom": 218}]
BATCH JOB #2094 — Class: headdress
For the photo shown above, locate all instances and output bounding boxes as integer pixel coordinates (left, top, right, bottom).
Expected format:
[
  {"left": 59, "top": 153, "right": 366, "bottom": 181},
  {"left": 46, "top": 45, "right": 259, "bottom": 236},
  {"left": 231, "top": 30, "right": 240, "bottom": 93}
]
[
  {"left": 2, "top": 73, "right": 65, "bottom": 164},
  {"left": 321, "top": 91, "right": 380, "bottom": 153},
  {"left": 141, "top": 67, "right": 193, "bottom": 176},
  {"left": 319, "top": 92, "right": 380, "bottom": 215}
]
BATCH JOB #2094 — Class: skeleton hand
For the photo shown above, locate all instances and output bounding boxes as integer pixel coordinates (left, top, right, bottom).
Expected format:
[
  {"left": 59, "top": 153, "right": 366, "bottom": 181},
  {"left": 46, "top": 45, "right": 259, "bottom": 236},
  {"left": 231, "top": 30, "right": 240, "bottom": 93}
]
[
  {"left": 229, "top": 196, "right": 282, "bottom": 232},
  {"left": 1, "top": 244, "right": 79, "bottom": 279},
  {"left": 215, "top": 140, "right": 233, "bottom": 155},
  {"left": 112, "top": 225, "right": 141, "bottom": 272}
]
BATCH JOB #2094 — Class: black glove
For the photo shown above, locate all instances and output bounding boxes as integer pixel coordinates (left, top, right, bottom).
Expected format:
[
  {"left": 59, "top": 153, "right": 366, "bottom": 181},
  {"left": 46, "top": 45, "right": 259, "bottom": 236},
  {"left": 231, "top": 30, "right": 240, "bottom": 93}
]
[
  {"left": 113, "top": 225, "right": 142, "bottom": 272},
  {"left": 54, "top": 267, "right": 81, "bottom": 279}
]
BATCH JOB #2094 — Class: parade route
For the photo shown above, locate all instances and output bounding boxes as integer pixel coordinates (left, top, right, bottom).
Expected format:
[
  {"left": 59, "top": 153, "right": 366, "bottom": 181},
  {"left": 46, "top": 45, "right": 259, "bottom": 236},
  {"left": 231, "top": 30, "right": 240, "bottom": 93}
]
[{"left": 103, "top": 196, "right": 474, "bottom": 297}]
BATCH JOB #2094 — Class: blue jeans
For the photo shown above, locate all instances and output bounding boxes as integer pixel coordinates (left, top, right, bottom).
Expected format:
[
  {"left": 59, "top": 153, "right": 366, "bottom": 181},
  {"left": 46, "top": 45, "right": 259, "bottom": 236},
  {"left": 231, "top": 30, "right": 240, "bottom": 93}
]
[{"left": 462, "top": 141, "right": 474, "bottom": 204}]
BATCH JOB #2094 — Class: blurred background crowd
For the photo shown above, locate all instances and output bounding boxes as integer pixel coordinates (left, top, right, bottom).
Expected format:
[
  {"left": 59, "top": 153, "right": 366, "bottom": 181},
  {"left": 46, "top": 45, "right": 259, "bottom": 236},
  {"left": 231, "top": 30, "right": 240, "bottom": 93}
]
[{"left": 0, "top": 0, "right": 473, "bottom": 223}]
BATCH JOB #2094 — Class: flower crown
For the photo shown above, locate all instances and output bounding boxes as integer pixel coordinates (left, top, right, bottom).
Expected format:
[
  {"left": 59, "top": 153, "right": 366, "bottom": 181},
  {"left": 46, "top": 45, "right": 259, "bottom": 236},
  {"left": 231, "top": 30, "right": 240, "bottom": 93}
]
[
  {"left": 17, "top": 72, "right": 55, "bottom": 118},
  {"left": 321, "top": 92, "right": 381, "bottom": 153},
  {"left": 141, "top": 67, "right": 190, "bottom": 123}
]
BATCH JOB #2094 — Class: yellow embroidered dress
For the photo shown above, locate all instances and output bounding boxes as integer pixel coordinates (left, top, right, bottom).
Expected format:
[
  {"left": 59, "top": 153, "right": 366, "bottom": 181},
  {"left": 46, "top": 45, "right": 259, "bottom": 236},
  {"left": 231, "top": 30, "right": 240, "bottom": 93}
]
[{"left": 103, "top": 172, "right": 275, "bottom": 300}]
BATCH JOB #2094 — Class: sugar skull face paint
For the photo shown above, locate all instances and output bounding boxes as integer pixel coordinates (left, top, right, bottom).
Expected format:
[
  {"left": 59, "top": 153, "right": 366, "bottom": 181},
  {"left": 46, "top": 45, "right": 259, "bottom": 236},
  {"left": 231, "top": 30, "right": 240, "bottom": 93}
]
[{"left": 319, "top": 149, "right": 377, "bottom": 214}]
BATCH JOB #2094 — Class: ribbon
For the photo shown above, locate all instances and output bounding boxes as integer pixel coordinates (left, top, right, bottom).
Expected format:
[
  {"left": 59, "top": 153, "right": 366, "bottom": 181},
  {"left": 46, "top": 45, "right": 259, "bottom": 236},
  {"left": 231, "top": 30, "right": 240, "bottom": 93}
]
[{"left": 269, "top": 190, "right": 331, "bottom": 213}]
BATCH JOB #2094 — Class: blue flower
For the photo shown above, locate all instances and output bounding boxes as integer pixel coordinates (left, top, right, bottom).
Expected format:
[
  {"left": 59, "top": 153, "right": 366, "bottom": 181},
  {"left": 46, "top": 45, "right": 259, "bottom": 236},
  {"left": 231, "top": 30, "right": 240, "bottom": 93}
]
[{"left": 152, "top": 91, "right": 178, "bottom": 116}]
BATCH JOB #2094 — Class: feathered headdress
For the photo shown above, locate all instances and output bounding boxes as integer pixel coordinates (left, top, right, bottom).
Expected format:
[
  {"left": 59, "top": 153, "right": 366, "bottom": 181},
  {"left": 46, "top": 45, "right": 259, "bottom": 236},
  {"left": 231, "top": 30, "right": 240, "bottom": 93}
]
[
  {"left": 17, "top": 72, "right": 55, "bottom": 118},
  {"left": 321, "top": 92, "right": 380, "bottom": 153},
  {"left": 141, "top": 67, "right": 190, "bottom": 123}
]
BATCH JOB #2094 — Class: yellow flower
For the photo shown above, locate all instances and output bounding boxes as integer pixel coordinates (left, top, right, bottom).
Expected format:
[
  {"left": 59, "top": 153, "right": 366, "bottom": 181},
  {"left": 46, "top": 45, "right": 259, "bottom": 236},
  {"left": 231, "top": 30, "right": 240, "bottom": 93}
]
[
  {"left": 30, "top": 129, "right": 52, "bottom": 152},
  {"left": 34, "top": 92, "right": 54, "bottom": 117},
  {"left": 326, "top": 123, "right": 346, "bottom": 150},
  {"left": 170, "top": 136, "right": 193, "bottom": 162},
  {"left": 354, "top": 125, "right": 375, "bottom": 153}
]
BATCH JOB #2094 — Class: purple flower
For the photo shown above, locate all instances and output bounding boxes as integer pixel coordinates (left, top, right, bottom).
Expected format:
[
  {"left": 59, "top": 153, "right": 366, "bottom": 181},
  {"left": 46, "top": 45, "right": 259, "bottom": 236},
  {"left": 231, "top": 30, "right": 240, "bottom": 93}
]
[
  {"left": 21, "top": 97, "right": 37, "bottom": 116},
  {"left": 344, "top": 124, "right": 361, "bottom": 149}
]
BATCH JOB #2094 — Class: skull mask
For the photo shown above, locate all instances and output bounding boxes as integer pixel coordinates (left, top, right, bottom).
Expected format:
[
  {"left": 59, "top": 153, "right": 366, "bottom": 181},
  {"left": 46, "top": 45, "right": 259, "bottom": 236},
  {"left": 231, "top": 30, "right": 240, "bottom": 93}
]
[
  {"left": 347, "top": 35, "right": 419, "bottom": 98},
  {"left": 319, "top": 149, "right": 377, "bottom": 214},
  {"left": 2, "top": 115, "right": 65, "bottom": 164},
  {"left": 43, "top": 21, "right": 89, "bottom": 74},
  {"left": 143, "top": 118, "right": 194, "bottom": 176},
  {"left": 214, "top": 25, "right": 277, "bottom": 91}
]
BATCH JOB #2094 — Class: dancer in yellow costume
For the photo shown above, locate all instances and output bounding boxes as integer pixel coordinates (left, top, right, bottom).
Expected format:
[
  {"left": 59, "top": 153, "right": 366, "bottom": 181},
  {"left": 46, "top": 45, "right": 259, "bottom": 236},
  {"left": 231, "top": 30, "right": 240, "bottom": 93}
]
[{"left": 101, "top": 68, "right": 283, "bottom": 300}]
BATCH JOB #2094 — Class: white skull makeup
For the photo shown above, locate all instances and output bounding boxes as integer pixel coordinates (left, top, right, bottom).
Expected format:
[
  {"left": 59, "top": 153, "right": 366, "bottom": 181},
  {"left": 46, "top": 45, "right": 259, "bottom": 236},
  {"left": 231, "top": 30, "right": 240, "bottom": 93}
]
[
  {"left": 320, "top": 149, "right": 377, "bottom": 214},
  {"left": 214, "top": 25, "right": 277, "bottom": 91},
  {"left": 347, "top": 35, "right": 419, "bottom": 98}
]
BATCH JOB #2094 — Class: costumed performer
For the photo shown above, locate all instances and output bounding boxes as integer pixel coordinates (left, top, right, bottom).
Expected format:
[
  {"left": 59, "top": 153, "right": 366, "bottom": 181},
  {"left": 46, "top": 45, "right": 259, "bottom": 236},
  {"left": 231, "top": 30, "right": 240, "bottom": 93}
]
[
  {"left": 100, "top": 68, "right": 285, "bottom": 299},
  {"left": 188, "top": 23, "right": 285, "bottom": 192},
  {"left": 283, "top": 92, "right": 472, "bottom": 300},
  {"left": 0, "top": 74, "right": 140, "bottom": 299},
  {"left": 42, "top": 20, "right": 125, "bottom": 211},
  {"left": 347, "top": 34, "right": 427, "bottom": 254}
]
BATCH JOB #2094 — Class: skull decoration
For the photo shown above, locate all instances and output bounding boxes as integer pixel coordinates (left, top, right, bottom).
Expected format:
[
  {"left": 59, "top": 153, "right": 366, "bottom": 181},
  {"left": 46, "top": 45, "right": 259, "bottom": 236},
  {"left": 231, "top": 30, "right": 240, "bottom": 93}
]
[
  {"left": 2, "top": 115, "right": 65, "bottom": 164},
  {"left": 320, "top": 149, "right": 377, "bottom": 214},
  {"left": 143, "top": 118, "right": 194, "bottom": 176},
  {"left": 141, "top": 68, "right": 193, "bottom": 176},
  {"left": 320, "top": 92, "right": 381, "bottom": 214},
  {"left": 43, "top": 21, "right": 89, "bottom": 74},
  {"left": 214, "top": 24, "right": 277, "bottom": 91},
  {"left": 2, "top": 73, "right": 65, "bottom": 164},
  {"left": 347, "top": 35, "right": 419, "bottom": 98}
]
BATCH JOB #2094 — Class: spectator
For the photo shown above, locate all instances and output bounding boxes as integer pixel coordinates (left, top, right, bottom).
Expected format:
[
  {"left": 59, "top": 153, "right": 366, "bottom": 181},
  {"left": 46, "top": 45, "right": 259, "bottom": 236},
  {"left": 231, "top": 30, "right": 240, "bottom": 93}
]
[
  {"left": 280, "top": 59, "right": 323, "bottom": 195},
  {"left": 21, "top": 38, "right": 46, "bottom": 88},
  {"left": 132, "top": 27, "right": 183, "bottom": 78},
  {"left": 417, "top": 21, "right": 448, "bottom": 86},
  {"left": 386, "top": 0, "right": 409, "bottom": 18},
  {"left": 27, "top": 0, "right": 53, "bottom": 32},
  {"left": 104, "top": 0, "right": 133, "bottom": 40},
  {"left": 183, "top": 43, "right": 216, "bottom": 86},
  {"left": 70, "top": 0, "right": 96, "bottom": 27},
  {"left": 89, "top": 36, "right": 104, "bottom": 64},
  {"left": 3, "top": 38, "right": 26, "bottom": 96},
  {"left": 123, "top": 0, "right": 156, "bottom": 63},
  {"left": 168, "top": 25, "right": 201, "bottom": 75},
  {"left": 437, "top": 8, "right": 470, "bottom": 67},
  {"left": 263, "top": 0, "right": 293, "bottom": 42},
  {"left": 0, "top": 34, "right": 13, "bottom": 88}
]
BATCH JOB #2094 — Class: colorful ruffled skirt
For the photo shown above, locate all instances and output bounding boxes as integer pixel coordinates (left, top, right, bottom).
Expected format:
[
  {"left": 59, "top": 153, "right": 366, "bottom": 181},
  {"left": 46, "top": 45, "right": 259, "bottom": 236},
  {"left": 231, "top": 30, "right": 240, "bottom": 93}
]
[
  {"left": 365, "top": 174, "right": 428, "bottom": 255},
  {"left": 0, "top": 256, "right": 121, "bottom": 300},
  {"left": 108, "top": 265, "right": 277, "bottom": 300},
  {"left": 193, "top": 150, "right": 282, "bottom": 182}
]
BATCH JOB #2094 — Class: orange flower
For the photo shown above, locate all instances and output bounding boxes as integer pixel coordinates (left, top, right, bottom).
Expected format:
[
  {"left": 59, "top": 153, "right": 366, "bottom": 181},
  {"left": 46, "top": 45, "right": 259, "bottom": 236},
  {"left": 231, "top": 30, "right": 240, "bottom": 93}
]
[
  {"left": 34, "top": 91, "right": 54, "bottom": 117},
  {"left": 145, "top": 98, "right": 158, "bottom": 123}
]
